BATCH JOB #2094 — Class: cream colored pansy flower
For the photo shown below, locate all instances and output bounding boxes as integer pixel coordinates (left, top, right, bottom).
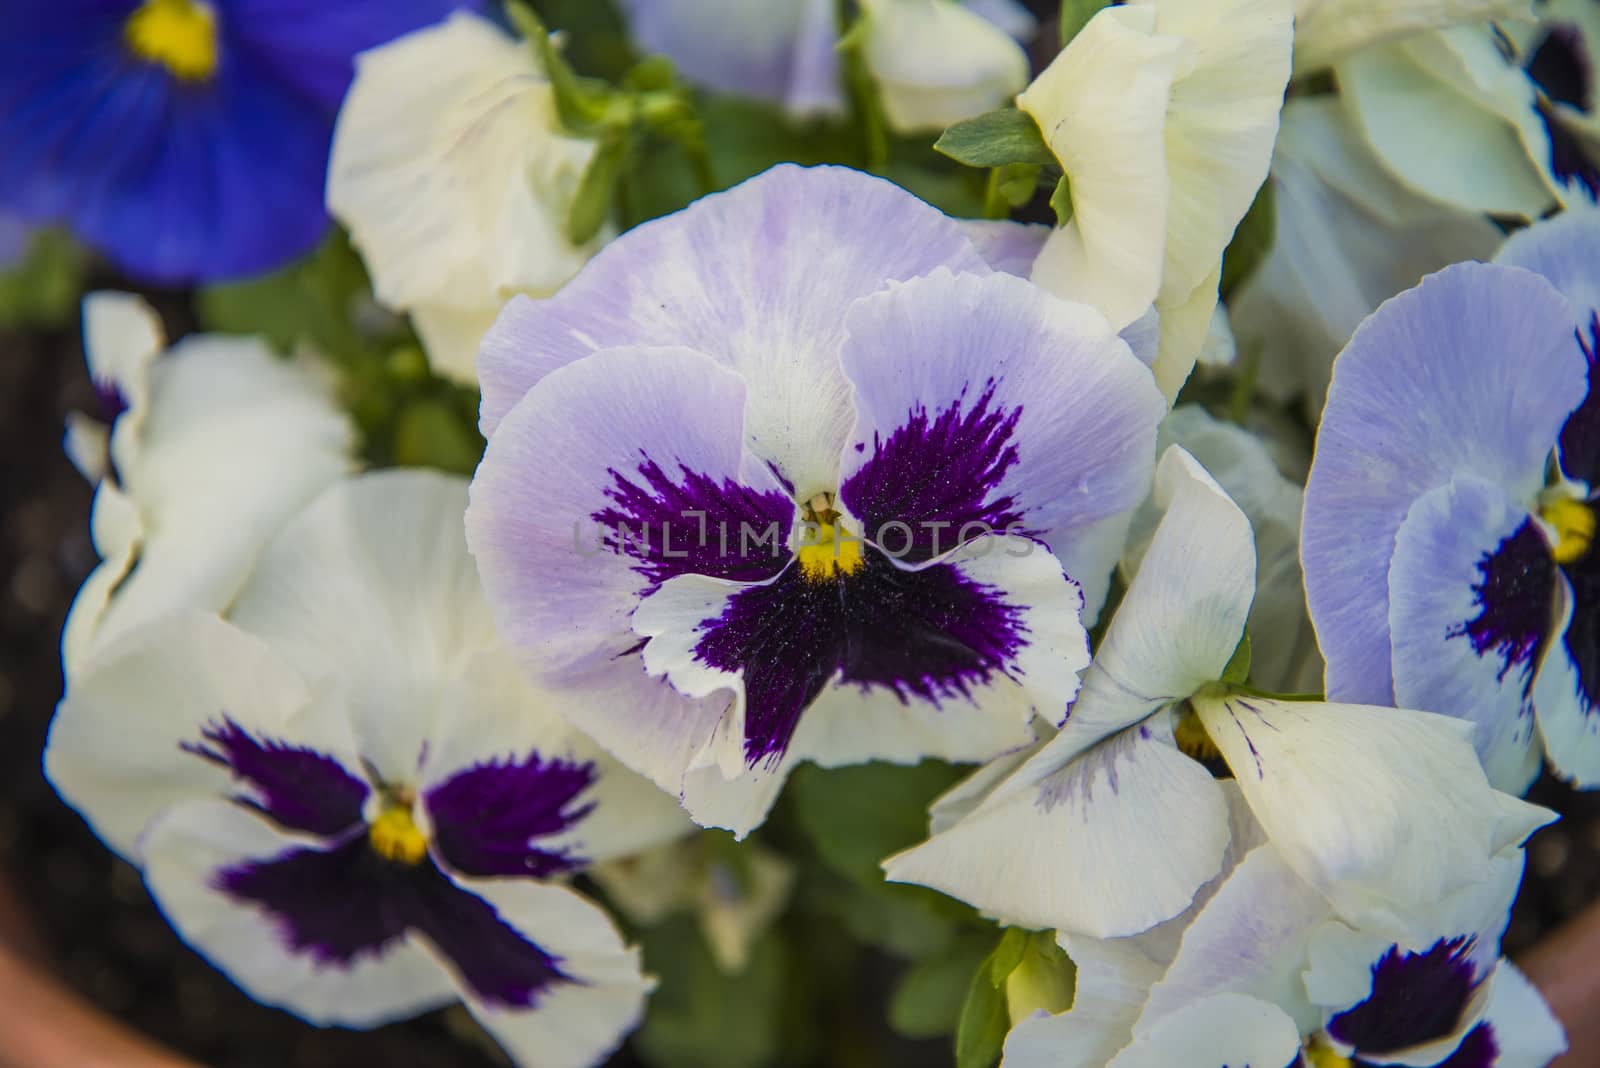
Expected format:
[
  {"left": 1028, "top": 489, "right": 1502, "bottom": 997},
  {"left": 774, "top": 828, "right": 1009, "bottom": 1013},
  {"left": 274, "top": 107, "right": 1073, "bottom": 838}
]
[
  {"left": 1019, "top": 0, "right": 1293, "bottom": 402},
  {"left": 328, "top": 12, "right": 604, "bottom": 383}
]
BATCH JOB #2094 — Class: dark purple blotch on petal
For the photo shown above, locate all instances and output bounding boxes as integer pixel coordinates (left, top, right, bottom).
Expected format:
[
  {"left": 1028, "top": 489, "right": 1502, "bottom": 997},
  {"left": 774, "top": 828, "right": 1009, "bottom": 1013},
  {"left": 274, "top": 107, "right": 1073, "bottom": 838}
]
[
  {"left": 841, "top": 380, "right": 1028, "bottom": 563},
  {"left": 93, "top": 377, "right": 129, "bottom": 425},
  {"left": 1557, "top": 529, "right": 1600, "bottom": 716},
  {"left": 1447, "top": 519, "right": 1558, "bottom": 696},
  {"left": 1539, "top": 101, "right": 1600, "bottom": 202},
  {"left": 590, "top": 454, "right": 795, "bottom": 586},
  {"left": 217, "top": 838, "right": 573, "bottom": 1008},
  {"left": 1558, "top": 312, "right": 1600, "bottom": 487},
  {"left": 1430, "top": 1022, "right": 1499, "bottom": 1068},
  {"left": 181, "top": 717, "right": 369, "bottom": 837},
  {"left": 1528, "top": 23, "right": 1593, "bottom": 113},
  {"left": 425, "top": 753, "right": 597, "bottom": 878},
  {"left": 692, "top": 549, "right": 1030, "bottom": 766},
  {"left": 1327, "top": 937, "right": 1481, "bottom": 1055}
]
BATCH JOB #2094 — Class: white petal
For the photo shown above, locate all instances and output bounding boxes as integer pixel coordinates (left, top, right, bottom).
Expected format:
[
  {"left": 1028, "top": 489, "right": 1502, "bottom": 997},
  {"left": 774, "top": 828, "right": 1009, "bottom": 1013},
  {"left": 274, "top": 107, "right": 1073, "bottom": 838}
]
[
  {"left": 1531, "top": 582, "right": 1600, "bottom": 787},
  {"left": 1194, "top": 695, "right": 1554, "bottom": 933},
  {"left": 1138, "top": 843, "right": 1332, "bottom": 1035},
  {"left": 46, "top": 613, "right": 361, "bottom": 861},
  {"left": 81, "top": 291, "right": 164, "bottom": 483},
  {"left": 1107, "top": 993, "right": 1301, "bottom": 1068},
  {"left": 1022, "top": 6, "right": 1189, "bottom": 332},
  {"left": 1338, "top": 29, "right": 1556, "bottom": 218},
  {"left": 1000, "top": 932, "right": 1166, "bottom": 1068},
  {"left": 859, "top": 0, "right": 1030, "bottom": 133},
  {"left": 409, "top": 300, "right": 504, "bottom": 385},
  {"left": 328, "top": 12, "right": 598, "bottom": 361},
  {"left": 448, "top": 876, "right": 654, "bottom": 1068},
  {"left": 884, "top": 713, "right": 1230, "bottom": 937},
  {"left": 1481, "top": 961, "right": 1568, "bottom": 1068},
  {"left": 72, "top": 337, "right": 354, "bottom": 670},
  {"left": 141, "top": 801, "right": 454, "bottom": 1027}
]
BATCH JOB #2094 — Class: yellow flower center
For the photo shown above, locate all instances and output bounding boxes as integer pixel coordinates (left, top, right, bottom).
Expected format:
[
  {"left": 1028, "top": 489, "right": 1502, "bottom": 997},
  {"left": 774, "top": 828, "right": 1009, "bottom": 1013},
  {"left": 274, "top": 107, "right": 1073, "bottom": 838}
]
[
  {"left": 1303, "top": 1039, "right": 1353, "bottom": 1068},
  {"left": 125, "top": 0, "right": 219, "bottom": 82},
  {"left": 1173, "top": 705, "right": 1219, "bottom": 761},
  {"left": 1541, "top": 495, "right": 1595, "bottom": 565},
  {"left": 369, "top": 803, "right": 428, "bottom": 866},
  {"left": 797, "top": 522, "right": 865, "bottom": 582}
]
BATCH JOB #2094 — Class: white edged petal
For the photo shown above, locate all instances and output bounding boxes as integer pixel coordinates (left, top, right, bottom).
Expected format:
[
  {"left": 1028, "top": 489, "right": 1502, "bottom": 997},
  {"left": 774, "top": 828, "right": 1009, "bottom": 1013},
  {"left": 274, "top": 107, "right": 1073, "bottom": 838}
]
[
  {"left": 1389, "top": 476, "right": 1548, "bottom": 792},
  {"left": 884, "top": 712, "right": 1230, "bottom": 938},
  {"left": 448, "top": 876, "right": 654, "bottom": 1068},
  {"left": 46, "top": 612, "right": 364, "bottom": 861},
  {"left": 1193, "top": 694, "right": 1555, "bottom": 933},
  {"left": 80, "top": 291, "right": 164, "bottom": 482},
  {"left": 141, "top": 801, "right": 454, "bottom": 1027},
  {"left": 859, "top": 0, "right": 1031, "bottom": 133},
  {"left": 1481, "top": 961, "right": 1568, "bottom": 1068},
  {"left": 1137, "top": 843, "right": 1331, "bottom": 1035},
  {"left": 1531, "top": 583, "right": 1600, "bottom": 787}
]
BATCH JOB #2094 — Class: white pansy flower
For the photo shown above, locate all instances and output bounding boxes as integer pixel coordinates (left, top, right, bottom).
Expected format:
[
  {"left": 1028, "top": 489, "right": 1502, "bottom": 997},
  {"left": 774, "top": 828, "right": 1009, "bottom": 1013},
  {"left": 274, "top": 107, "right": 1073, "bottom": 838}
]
[
  {"left": 48, "top": 470, "right": 690, "bottom": 1068},
  {"left": 328, "top": 12, "right": 604, "bottom": 383},
  {"left": 61, "top": 294, "right": 354, "bottom": 677},
  {"left": 1019, "top": 0, "right": 1294, "bottom": 401},
  {"left": 886, "top": 447, "right": 1549, "bottom": 939},
  {"left": 858, "top": 0, "right": 1032, "bottom": 133},
  {"left": 1230, "top": 96, "right": 1503, "bottom": 415}
]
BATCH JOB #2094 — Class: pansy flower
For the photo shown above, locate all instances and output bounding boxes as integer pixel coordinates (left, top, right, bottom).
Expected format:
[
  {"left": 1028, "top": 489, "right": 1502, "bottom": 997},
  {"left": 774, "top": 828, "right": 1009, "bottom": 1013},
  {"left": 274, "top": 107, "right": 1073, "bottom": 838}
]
[
  {"left": 48, "top": 470, "right": 688, "bottom": 1067},
  {"left": 1018, "top": 0, "right": 1294, "bottom": 401},
  {"left": 1303, "top": 212, "right": 1600, "bottom": 791},
  {"left": 60, "top": 293, "right": 354, "bottom": 676},
  {"left": 1338, "top": 8, "right": 1600, "bottom": 221},
  {"left": 886, "top": 447, "right": 1548, "bottom": 938},
  {"left": 328, "top": 12, "right": 605, "bottom": 383},
  {"left": 1292, "top": 0, "right": 1537, "bottom": 73},
  {"left": 467, "top": 164, "right": 1166, "bottom": 836},
  {"left": 0, "top": 0, "right": 478, "bottom": 284}
]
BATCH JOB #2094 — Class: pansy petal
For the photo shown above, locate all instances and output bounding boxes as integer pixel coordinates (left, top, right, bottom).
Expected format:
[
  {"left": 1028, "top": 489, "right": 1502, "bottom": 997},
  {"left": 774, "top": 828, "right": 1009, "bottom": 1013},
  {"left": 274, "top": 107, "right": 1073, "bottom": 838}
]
[
  {"left": 417, "top": 648, "right": 691, "bottom": 876},
  {"left": 1338, "top": 30, "right": 1557, "bottom": 219},
  {"left": 81, "top": 291, "right": 164, "bottom": 483},
  {"left": 1389, "top": 476, "right": 1551, "bottom": 792},
  {"left": 1531, "top": 576, "right": 1600, "bottom": 786},
  {"left": 1303, "top": 262, "right": 1585, "bottom": 706},
  {"left": 962, "top": 220, "right": 1047, "bottom": 278},
  {"left": 1107, "top": 993, "right": 1302, "bottom": 1068},
  {"left": 47, "top": 613, "right": 367, "bottom": 860},
  {"left": 229, "top": 470, "right": 493, "bottom": 782},
  {"left": 467, "top": 346, "right": 796, "bottom": 805},
  {"left": 1293, "top": 0, "right": 1535, "bottom": 73},
  {"left": 838, "top": 268, "right": 1164, "bottom": 564},
  {"left": 885, "top": 713, "right": 1229, "bottom": 937},
  {"left": 1480, "top": 962, "right": 1567, "bottom": 1068},
  {"left": 441, "top": 875, "right": 653, "bottom": 1068},
  {"left": 858, "top": 0, "right": 1030, "bottom": 134},
  {"left": 1000, "top": 932, "right": 1167, "bottom": 1068},
  {"left": 477, "top": 164, "right": 988, "bottom": 497},
  {"left": 1495, "top": 209, "right": 1600, "bottom": 485},
  {"left": 1021, "top": 6, "right": 1190, "bottom": 332},
  {"left": 69, "top": 336, "right": 354, "bottom": 672},
  {"left": 141, "top": 801, "right": 454, "bottom": 1027},
  {"left": 1137, "top": 844, "right": 1331, "bottom": 1035},
  {"left": 1193, "top": 695, "right": 1554, "bottom": 933}
]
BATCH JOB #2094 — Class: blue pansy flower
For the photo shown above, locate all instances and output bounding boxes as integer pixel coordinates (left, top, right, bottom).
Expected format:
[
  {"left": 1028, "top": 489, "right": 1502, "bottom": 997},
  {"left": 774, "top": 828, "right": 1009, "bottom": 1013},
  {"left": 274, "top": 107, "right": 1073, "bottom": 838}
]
[
  {"left": 0, "top": 0, "right": 477, "bottom": 283},
  {"left": 467, "top": 164, "right": 1167, "bottom": 837},
  {"left": 1303, "top": 211, "right": 1600, "bottom": 792}
]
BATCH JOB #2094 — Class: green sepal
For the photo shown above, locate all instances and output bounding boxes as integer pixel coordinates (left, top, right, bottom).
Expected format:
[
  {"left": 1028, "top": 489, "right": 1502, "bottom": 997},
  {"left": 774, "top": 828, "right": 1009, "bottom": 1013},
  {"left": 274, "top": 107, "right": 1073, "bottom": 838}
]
[
  {"left": 566, "top": 134, "right": 632, "bottom": 245},
  {"left": 1222, "top": 630, "right": 1253, "bottom": 685},
  {"left": 1049, "top": 173, "right": 1075, "bottom": 226},
  {"left": 954, "top": 961, "right": 1009, "bottom": 1068},
  {"left": 935, "top": 108, "right": 1056, "bottom": 168},
  {"left": 1220, "top": 178, "right": 1276, "bottom": 299},
  {"left": 1060, "top": 0, "right": 1114, "bottom": 46}
]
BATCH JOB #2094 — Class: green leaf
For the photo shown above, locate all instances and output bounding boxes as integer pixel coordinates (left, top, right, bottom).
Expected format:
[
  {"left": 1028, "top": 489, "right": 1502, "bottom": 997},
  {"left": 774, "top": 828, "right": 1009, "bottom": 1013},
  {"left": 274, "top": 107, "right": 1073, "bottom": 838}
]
[
  {"left": 889, "top": 934, "right": 994, "bottom": 1039},
  {"left": 1049, "top": 173, "right": 1074, "bottom": 226},
  {"left": 1060, "top": 0, "right": 1114, "bottom": 46},
  {"left": 786, "top": 761, "right": 966, "bottom": 886},
  {"left": 1220, "top": 178, "right": 1276, "bottom": 299},
  {"left": 987, "top": 927, "right": 1030, "bottom": 987},
  {"left": 567, "top": 134, "right": 631, "bottom": 245},
  {"left": 954, "top": 962, "right": 1009, "bottom": 1068},
  {"left": 935, "top": 109, "right": 1055, "bottom": 168},
  {"left": 0, "top": 230, "right": 86, "bottom": 331},
  {"left": 636, "top": 916, "right": 786, "bottom": 1068},
  {"left": 392, "top": 397, "right": 484, "bottom": 476},
  {"left": 1222, "top": 630, "right": 1253, "bottom": 685}
]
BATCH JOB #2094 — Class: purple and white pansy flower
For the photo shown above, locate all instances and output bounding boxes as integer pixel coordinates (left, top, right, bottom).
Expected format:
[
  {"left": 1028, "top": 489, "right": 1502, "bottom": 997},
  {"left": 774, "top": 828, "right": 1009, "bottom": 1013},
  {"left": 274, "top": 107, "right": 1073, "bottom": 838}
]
[
  {"left": 47, "top": 470, "right": 688, "bottom": 1068},
  {"left": 887, "top": 447, "right": 1550, "bottom": 939},
  {"left": 466, "top": 164, "right": 1167, "bottom": 836},
  {"left": 1303, "top": 211, "right": 1600, "bottom": 792}
]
